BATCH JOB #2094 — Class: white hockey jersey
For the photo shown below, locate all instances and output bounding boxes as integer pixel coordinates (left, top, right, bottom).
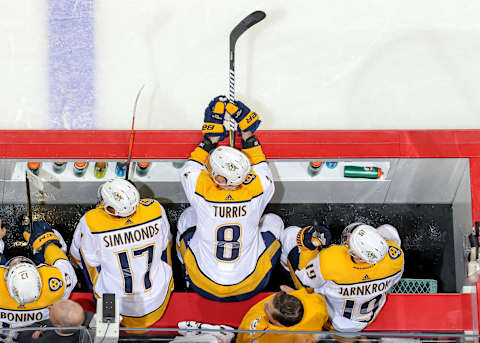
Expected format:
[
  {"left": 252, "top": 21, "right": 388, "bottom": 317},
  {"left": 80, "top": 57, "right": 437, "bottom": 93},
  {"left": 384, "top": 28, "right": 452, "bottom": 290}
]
[
  {"left": 179, "top": 145, "right": 279, "bottom": 298},
  {"left": 70, "top": 199, "right": 173, "bottom": 328},
  {"left": 295, "top": 226, "right": 404, "bottom": 332}
]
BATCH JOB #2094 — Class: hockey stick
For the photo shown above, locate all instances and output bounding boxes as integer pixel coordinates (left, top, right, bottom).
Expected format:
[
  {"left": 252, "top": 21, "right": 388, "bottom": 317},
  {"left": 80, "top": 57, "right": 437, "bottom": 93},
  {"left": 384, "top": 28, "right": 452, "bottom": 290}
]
[
  {"left": 25, "top": 171, "right": 34, "bottom": 233},
  {"left": 125, "top": 84, "right": 145, "bottom": 180},
  {"left": 226, "top": 10, "right": 266, "bottom": 147}
]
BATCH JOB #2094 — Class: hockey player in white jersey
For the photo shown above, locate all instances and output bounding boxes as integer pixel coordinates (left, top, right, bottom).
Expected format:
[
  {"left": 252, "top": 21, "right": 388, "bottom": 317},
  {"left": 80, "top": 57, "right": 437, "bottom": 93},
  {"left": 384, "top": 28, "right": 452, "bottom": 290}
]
[
  {"left": 0, "top": 219, "right": 77, "bottom": 341},
  {"left": 177, "top": 96, "right": 284, "bottom": 302},
  {"left": 281, "top": 222, "right": 404, "bottom": 332},
  {"left": 70, "top": 178, "right": 173, "bottom": 328}
]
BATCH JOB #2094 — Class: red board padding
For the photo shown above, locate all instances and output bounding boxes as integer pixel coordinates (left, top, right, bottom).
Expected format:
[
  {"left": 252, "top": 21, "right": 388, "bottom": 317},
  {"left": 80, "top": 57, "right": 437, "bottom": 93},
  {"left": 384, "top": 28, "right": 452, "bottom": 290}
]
[
  {"left": 2, "top": 129, "right": 480, "bottom": 159},
  {"left": 69, "top": 292, "right": 474, "bottom": 332},
  {"left": 470, "top": 158, "right": 480, "bottom": 223}
]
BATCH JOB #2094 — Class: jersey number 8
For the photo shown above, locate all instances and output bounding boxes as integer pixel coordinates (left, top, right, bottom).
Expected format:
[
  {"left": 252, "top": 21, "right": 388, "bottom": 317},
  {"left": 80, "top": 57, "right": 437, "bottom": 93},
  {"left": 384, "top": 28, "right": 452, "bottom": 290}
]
[{"left": 215, "top": 224, "right": 242, "bottom": 262}]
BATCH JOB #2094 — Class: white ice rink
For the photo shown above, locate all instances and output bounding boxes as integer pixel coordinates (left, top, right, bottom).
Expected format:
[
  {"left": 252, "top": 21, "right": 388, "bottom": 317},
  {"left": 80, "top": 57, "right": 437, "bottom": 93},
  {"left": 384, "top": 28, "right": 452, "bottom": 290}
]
[{"left": 1, "top": 0, "right": 480, "bottom": 130}]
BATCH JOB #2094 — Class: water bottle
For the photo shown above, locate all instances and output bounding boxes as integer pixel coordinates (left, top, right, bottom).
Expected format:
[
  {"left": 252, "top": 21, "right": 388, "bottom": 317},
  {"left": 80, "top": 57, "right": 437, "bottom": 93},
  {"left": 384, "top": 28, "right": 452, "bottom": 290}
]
[
  {"left": 73, "top": 162, "right": 88, "bottom": 177},
  {"left": 307, "top": 161, "right": 322, "bottom": 177},
  {"left": 115, "top": 162, "right": 127, "bottom": 178},
  {"left": 94, "top": 162, "right": 107, "bottom": 179},
  {"left": 344, "top": 166, "right": 383, "bottom": 179},
  {"left": 27, "top": 162, "right": 41, "bottom": 176},
  {"left": 136, "top": 162, "right": 151, "bottom": 177},
  {"left": 52, "top": 161, "right": 67, "bottom": 174}
]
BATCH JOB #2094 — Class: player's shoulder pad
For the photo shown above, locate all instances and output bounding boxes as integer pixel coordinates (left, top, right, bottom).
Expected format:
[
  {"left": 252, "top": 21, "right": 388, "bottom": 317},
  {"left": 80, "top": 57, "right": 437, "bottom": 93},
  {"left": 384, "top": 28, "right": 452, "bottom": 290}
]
[
  {"left": 318, "top": 245, "right": 350, "bottom": 276},
  {"left": 242, "top": 172, "right": 257, "bottom": 185},
  {"left": 139, "top": 199, "right": 156, "bottom": 207},
  {"left": 386, "top": 241, "right": 403, "bottom": 261},
  {"left": 38, "top": 265, "right": 64, "bottom": 292}
]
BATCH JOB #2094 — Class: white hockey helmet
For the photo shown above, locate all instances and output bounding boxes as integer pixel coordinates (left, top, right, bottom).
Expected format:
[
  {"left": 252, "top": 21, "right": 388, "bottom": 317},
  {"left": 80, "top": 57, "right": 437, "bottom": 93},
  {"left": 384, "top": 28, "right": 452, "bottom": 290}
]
[
  {"left": 341, "top": 222, "right": 388, "bottom": 264},
  {"left": 98, "top": 178, "right": 140, "bottom": 217},
  {"left": 5, "top": 257, "right": 42, "bottom": 306},
  {"left": 206, "top": 146, "right": 250, "bottom": 187}
]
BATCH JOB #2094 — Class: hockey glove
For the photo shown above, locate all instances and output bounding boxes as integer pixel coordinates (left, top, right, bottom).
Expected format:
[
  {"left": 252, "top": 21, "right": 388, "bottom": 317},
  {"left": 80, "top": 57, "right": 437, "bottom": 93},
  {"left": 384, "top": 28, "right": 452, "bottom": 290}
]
[
  {"left": 23, "top": 221, "right": 61, "bottom": 262},
  {"left": 225, "top": 100, "right": 261, "bottom": 136},
  {"left": 296, "top": 224, "right": 331, "bottom": 251},
  {"left": 202, "top": 96, "right": 228, "bottom": 141}
]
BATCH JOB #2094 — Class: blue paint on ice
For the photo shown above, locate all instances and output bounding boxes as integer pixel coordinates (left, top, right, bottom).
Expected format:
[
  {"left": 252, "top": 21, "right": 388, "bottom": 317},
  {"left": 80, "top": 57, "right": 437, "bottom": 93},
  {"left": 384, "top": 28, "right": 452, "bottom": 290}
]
[{"left": 48, "top": 0, "right": 95, "bottom": 129}]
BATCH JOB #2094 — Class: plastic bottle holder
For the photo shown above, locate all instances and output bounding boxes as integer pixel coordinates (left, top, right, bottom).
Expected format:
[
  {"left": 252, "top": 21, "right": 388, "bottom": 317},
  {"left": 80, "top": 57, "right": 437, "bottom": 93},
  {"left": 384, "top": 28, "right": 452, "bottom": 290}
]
[{"left": 389, "top": 278, "right": 438, "bottom": 294}]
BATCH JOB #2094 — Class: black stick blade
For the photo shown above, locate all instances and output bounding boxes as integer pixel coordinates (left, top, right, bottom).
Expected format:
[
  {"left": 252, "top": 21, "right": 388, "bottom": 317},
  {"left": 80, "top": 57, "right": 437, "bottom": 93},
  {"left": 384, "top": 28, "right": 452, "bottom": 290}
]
[{"left": 230, "top": 10, "right": 266, "bottom": 51}]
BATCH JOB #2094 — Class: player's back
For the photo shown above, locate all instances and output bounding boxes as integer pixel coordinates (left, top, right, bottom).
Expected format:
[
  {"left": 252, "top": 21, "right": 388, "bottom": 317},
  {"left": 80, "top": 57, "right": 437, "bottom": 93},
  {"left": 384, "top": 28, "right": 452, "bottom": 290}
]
[
  {"left": 308, "top": 243, "right": 404, "bottom": 331},
  {"left": 82, "top": 199, "right": 172, "bottom": 318},
  {"left": 188, "top": 170, "right": 270, "bottom": 284},
  {"left": 0, "top": 266, "right": 64, "bottom": 327}
]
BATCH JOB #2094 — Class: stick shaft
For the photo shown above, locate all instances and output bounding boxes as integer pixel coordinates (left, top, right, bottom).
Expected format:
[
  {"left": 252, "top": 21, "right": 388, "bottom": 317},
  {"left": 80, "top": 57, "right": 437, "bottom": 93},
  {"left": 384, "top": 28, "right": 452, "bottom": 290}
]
[
  {"left": 25, "top": 171, "right": 33, "bottom": 232},
  {"left": 125, "top": 84, "right": 145, "bottom": 180},
  {"left": 227, "top": 11, "right": 266, "bottom": 147}
]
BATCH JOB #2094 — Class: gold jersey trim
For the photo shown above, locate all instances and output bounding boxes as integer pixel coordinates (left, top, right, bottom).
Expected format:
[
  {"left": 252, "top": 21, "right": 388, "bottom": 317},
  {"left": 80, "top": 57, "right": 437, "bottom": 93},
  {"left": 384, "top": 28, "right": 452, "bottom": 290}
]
[
  {"left": 194, "top": 170, "right": 263, "bottom": 203},
  {"left": 120, "top": 277, "right": 174, "bottom": 328},
  {"left": 189, "top": 147, "right": 209, "bottom": 164},
  {"left": 85, "top": 200, "right": 162, "bottom": 234},
  {"left": 179, "top": 239, "right": 280, "bottom": 298},
  {"left": 319, "top": 243, "right": 404, "bottom": 284},
  {"left": 242, "top": 145, "right": 266, "bottom": 165}
]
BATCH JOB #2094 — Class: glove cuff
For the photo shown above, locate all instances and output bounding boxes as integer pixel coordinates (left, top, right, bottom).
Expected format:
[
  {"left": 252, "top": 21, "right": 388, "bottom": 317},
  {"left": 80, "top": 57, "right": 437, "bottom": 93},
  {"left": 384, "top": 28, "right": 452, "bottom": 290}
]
[
  {"left": 32, "top": 232, "right": 60, "bottom": 254},
  {"left": 296, "top": 226, "right": 320, "bottom": 251},
  {"left": 198, "top": 137, "right": 218, "bottom": 153},
  {"left": 241, "top": 135, "right": 260, "bottom": 149}
]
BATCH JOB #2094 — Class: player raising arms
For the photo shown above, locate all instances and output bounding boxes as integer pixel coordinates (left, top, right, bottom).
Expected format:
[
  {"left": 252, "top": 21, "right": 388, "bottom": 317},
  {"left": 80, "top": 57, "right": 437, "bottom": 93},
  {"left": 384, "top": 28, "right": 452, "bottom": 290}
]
[
  {"left": 281, "top": 222, "right": 404, "bottom": 332},
  {"left": 70, "top": 178, "right": 173, "bottom": 328},
  {"left": 177, "top": 96, "right": 284, "bottom": 302}
]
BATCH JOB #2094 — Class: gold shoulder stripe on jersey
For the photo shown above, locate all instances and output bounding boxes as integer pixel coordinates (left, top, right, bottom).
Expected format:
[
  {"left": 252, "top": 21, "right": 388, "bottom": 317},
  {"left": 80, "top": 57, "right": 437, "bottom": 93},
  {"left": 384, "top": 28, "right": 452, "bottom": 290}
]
[
  {"left": 86, "top": 205, "right": 162, "bottom": 233},
  {"left": 242, "top": 146, "right": 266, "bottom": 165},
  {"left": 195, "top": 170, "right": 263, "bottom": 203}
]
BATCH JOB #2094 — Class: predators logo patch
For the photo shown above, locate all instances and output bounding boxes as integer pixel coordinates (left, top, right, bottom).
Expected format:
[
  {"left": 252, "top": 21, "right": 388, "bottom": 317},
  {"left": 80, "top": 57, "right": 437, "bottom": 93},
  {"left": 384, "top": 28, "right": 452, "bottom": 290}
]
[
  {"left": 388, "top": 246, "right": 402, "bottom": 259},
  {"left": 48, "top": 277, "right": 63, "bottom": 292},
  {"left": 139, "top": 199, "right": 154, "bottom": 206},
  {"left": 242, "top": 173, "right": 256, "bottom": 185}
]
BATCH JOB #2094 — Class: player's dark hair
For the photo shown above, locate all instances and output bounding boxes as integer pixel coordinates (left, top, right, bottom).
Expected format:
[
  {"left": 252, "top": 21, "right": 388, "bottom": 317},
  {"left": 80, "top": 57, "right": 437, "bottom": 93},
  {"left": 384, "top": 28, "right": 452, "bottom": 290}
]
[{"left": 271, "top": 291, "right": 304, "bottom": 327}]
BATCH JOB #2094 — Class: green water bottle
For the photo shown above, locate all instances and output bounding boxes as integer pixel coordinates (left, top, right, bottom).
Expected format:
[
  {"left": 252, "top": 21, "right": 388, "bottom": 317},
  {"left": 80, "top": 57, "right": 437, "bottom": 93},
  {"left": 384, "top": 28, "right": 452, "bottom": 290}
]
[
  {"left": 94, "top": 162, "right": 107, "bottom": 179},
  {"left": 136, "top": 162, "right": 151, "bottom": 177},
  {"left": 73, "top": 162, "right": 88, "bottom": 177},
  {"left": 344, "top": 166, "right": 383, "bottom": 179},
  {"left": 172, "top": 161, "right": 185, "bottom": 169},
  {"left": 53, "top": 161, "right": 67, "bottom": 174}
]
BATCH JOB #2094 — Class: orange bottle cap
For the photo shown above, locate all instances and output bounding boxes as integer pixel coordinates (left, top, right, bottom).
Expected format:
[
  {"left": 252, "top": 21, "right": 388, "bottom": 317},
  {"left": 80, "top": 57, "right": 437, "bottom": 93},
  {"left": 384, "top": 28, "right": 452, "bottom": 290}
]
[
  {"left": 138, "top": 162, "right": 150, "bottom": 168},
  {"left": 310, "top": 161, "right": 322, "bottom": 167},
  {"left": 28, "top": 162, "right": 40, "bottom": 169},
  {"left": 96, "top": 162, "right": 106, "bottom": 167},
  {"left": 75, "top": 162, "right": 87, "bottom": 168}
]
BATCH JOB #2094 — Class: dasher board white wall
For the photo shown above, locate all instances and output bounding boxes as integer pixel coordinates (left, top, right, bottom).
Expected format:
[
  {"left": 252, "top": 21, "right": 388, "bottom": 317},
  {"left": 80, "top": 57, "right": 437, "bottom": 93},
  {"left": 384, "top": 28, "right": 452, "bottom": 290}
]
[{"left": 1, "top": 0, "right": 480, "bottom": 130}]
